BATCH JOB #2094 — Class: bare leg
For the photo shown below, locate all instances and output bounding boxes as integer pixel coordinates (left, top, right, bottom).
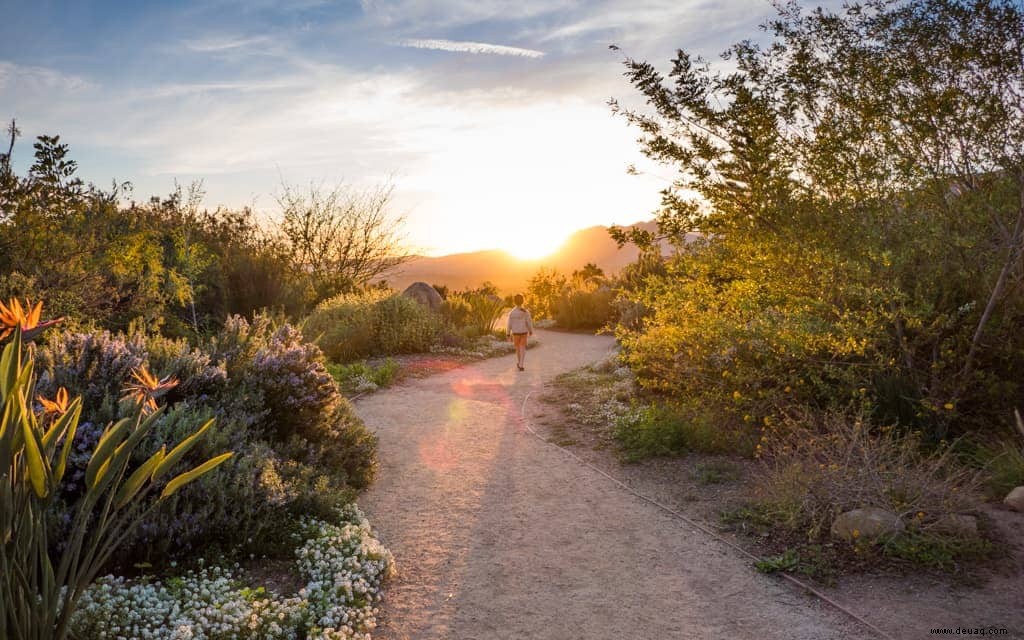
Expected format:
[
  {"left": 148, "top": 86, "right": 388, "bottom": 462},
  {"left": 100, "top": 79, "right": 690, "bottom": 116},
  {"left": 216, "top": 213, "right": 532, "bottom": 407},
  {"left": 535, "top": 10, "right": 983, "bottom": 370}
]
[{"left": 516, "top": 344, "right": 525, "bottom": 368}]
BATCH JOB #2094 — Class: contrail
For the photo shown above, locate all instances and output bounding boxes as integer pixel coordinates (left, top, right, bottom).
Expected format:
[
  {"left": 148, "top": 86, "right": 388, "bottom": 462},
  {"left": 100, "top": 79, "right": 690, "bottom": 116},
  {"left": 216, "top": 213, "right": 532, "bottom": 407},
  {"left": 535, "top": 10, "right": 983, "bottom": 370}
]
[{"left": 398, "top": 38, "right": 545, "bottom": 58}]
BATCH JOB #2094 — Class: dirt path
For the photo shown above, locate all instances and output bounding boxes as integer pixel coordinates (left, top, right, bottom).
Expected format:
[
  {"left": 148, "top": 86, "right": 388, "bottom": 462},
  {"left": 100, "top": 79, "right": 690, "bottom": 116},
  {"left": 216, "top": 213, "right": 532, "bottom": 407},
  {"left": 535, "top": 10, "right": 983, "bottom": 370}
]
[{"left": 355, "top": 330, "right": 873, "bottom": 640}]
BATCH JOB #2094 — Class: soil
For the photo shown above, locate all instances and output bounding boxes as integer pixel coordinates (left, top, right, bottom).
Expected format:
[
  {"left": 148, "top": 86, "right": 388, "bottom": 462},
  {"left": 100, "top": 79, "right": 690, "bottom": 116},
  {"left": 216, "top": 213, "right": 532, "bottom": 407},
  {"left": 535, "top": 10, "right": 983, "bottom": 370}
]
[
  {"left": 353, "top": 329, "right": 884, "bottom": 640},
  {"left": 530, "top": 345, "right": 1024, "bottom": 639}
]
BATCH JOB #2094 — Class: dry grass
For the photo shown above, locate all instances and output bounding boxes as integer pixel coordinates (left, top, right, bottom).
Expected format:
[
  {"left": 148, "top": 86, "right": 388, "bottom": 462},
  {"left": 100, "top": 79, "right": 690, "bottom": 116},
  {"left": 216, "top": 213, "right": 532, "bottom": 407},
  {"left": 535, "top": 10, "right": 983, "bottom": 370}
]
[{"left": 756, "top": 412, "right": 984, "bottom": 540}]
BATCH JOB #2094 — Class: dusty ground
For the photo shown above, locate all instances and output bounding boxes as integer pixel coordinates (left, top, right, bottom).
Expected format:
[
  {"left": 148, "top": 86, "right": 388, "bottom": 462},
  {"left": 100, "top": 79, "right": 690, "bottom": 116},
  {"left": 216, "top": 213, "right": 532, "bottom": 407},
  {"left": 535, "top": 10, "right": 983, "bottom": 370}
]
[
  {"left": 533, "top": 367, "right": 1024, "bottom": 639},
  {"left": 355, "top": 330, "right": 880, "bottom": 640}
]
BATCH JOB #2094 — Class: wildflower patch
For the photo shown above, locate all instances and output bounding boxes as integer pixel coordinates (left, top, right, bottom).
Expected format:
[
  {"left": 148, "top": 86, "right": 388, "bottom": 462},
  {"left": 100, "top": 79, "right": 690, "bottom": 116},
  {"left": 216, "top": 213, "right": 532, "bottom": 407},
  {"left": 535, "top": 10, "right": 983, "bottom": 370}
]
[{"left": 71, "top": 504, "right": 395, "bottom": 640}]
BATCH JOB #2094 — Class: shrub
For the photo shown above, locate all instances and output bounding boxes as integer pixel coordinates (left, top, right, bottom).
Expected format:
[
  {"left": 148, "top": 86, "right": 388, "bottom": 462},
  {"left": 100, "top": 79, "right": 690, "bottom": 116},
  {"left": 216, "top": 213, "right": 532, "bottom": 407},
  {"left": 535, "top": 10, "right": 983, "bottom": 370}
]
[
  {"left": 440, "top": 294, "right": 472, "bottom": 328},
  {"left": 525, "top": 268, "right": 567, "bottom": 319},
  {"left": 70, "top": 505, "right": 394, "bottom": 640},
  {"left": 329, "top": 359, "right": 400, "bottom": 395},
  {"left": 304, "top": 291, "right": 441, "bottom": 362},
  {"left": 614, "top": 400, "right": 755, "bottom": 462},
  {"left": 374, "top": 295, "right": 442, "bottom": 354},
  {"left": 446, "top": 293, "right": 504, "bottom": 337},
  {"left": 36, "top": 330, "right": 149, "bottom": 423},
  {"left": 250, "top": 324, "right": 339, "bottom": 443},
  {"left": 754, "top": 412, "right": 982, "bottom": 540},
  {"left": 554, "top": 287, "right": 615, "bottom": 330},
  {"left": 36, "top": 313, "right": 377, "bottom": 570},
  {"left": 1, "top": 320, "right": 231, "bottom": 640}
]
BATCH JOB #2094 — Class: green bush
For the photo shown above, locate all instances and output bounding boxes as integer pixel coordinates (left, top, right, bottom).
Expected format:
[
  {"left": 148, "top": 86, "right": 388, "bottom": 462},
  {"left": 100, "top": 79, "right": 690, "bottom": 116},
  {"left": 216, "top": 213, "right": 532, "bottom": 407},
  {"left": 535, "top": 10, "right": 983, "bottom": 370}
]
[
  {"left": 555, "top": 286, "right": 615, "bottom": 330},
  {"left": 304, "top": 291, "right": 441, "bottom": 361},
  {"left": 614, "top": 400, "right": 754, "bottom": 462},
  {"left": 610, "top": 0, "right": 1024, "bottom": 445},
  {"left": 329, "top": 358, "right": 400, "bottom": 394},
  {"left": 972, "top": 440, "right": 1024, "bottom": 498}
]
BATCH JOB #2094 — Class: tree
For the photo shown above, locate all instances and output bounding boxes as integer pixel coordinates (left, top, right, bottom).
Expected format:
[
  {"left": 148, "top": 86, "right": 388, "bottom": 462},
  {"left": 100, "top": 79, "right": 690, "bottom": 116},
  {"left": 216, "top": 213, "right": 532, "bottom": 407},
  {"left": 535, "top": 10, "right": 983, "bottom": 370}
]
[
  {"left": 611, "top": 0, "right": 1024, "bottom": 435},
  {"left": 276, "top": 180, "right": 411, "bottom": 305}
]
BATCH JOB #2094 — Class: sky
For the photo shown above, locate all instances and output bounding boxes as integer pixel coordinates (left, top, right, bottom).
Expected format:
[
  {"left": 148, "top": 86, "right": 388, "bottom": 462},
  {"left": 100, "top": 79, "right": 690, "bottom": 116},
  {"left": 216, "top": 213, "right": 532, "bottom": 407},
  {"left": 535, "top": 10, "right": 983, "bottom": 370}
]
[{"left": 1, "top": 0, "right": 786, "bottom": 257}]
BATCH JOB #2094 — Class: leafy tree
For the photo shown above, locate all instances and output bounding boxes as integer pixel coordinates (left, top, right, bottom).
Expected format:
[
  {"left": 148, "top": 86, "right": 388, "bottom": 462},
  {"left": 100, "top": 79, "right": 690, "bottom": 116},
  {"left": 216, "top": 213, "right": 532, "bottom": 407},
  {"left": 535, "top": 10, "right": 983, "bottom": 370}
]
[{"left": 611, "top": 0, "right": 1024, "bottom": 437}]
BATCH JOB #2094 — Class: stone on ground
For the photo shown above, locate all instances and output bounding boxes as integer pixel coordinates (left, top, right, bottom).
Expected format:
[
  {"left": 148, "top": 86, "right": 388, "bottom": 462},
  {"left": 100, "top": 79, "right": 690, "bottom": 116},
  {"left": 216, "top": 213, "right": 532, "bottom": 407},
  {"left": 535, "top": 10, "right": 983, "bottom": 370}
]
[
  {"left": 831, "top": 507, "right": 905, "bottom": 541},
  {"left": 1005, "top": 486, "right": 1024, "bottom": 512}
]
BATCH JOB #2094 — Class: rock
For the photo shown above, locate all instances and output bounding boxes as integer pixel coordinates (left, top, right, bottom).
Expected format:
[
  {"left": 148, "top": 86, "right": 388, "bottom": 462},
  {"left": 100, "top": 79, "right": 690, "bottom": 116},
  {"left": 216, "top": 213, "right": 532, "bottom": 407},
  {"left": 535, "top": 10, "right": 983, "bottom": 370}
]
[
  {"left": 1005, "top": 486, "right": 1024, "bottom": 512},
  {"left": 932, "top": 514, "right": 978, "bottom": 537},
  {"left": 831, "top": 507, "right": 905, "bottom": 542},
  {"left": 401, "top": 282, "right": 443, "bottom": 313}
]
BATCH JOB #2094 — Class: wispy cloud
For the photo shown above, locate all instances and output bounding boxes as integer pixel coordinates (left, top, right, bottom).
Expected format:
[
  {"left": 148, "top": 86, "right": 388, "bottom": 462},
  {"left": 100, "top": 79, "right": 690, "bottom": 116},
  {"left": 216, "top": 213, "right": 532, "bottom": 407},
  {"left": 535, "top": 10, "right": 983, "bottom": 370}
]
[
  {"left": 0, "top": 61, "right": 92, "bottom": 92},
  {"left": 397, "top": 38, "right": 545, "bottom": 58},
  {"left": 184, "top": 35, "right": 271, "bottom": 53}
]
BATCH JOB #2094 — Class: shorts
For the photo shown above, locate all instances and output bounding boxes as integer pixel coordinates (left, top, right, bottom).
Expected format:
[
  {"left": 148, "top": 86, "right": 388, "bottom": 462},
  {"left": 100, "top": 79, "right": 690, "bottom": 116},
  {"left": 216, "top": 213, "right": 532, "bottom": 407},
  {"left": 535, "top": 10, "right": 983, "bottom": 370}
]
[{"left": 512, "top": 332, "right": 529, "bottom": 348}]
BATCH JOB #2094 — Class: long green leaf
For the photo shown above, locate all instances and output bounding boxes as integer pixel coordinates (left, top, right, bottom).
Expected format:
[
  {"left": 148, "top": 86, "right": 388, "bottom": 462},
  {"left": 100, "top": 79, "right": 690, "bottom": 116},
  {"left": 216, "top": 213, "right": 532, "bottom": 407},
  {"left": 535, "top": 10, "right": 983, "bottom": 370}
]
[
  {"left": 0, "top": 329, "right": 21, "bottom": 399},
  {"left": 152, "top": 418, "right": 215, "bottom": 479},
  {"left": 160, "top": 452, "right": 233, "bottom": 499},
  {"left": 0, "top": 393, "right": 18, "bottom": 472},
  {"left": 91, "top": 408, "right": 164, "bottom": 497},
  {"left": 20, "top": 406, "right": 49, "bottom": 498},
  {"left": 52, "top": 402, "right": 82, "bottom": 485},
  {"left": 115, "top": 446, "right": 165, "bottom": 509},
  {"left": 85, "top": 418, "right": 131, "bottom": 490}
]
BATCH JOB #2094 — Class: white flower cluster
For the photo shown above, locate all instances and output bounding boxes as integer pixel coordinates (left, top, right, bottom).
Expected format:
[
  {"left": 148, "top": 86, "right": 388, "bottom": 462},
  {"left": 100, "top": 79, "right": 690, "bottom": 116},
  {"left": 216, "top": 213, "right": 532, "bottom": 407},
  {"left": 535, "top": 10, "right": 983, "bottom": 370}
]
[
  {"left": 70, "top": 504, "right": 394, "bottom": 640},
  {"left": 294, "top": 504, "right": 395, "bottom": 640}
]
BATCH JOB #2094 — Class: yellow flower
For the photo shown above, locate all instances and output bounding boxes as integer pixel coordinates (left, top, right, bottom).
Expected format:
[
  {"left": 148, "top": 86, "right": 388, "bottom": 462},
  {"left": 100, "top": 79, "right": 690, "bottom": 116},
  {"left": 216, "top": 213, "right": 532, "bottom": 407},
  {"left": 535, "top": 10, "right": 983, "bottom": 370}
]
[
  {"left": 783, "top": 386, "right": 791, "bottom": 393},
  {"left": 943, "top": 402, "right": 954, "bottom": 410},
  {"left": 38, "top": 387, "right": 70, "bottom": 416},
  {"left": 122, "top": 366, "right": 178, "bottom": 413},
  {"left": 732, "top": 390, "right": 742, "bottom": 400},
  {"left": 0, "top": 298, "right": 63, "bottom": 341},
  {"left": 851, "top": 529, "right": 860, "bottom": 539}
]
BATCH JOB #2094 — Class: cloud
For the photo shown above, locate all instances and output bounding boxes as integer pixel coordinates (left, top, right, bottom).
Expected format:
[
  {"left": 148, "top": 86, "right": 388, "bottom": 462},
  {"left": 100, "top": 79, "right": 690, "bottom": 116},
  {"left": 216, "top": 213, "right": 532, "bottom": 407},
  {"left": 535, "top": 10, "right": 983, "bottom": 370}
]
[
  {"left": 0, "top": 61, "right": 92, "bottom": 92},
  {"left": 397, "top": 38, "right": 545, "bottom": 58},
  {"left": 183, "top": 35, "right": 272, "bottom": 53}
]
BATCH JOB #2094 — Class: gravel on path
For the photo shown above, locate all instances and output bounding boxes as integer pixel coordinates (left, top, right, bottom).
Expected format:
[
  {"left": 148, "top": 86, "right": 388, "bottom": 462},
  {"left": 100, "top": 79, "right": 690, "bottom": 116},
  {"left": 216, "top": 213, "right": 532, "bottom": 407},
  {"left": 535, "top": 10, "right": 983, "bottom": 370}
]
[{"left": 355, "top": 329, "right": 874, "bottom": 640}]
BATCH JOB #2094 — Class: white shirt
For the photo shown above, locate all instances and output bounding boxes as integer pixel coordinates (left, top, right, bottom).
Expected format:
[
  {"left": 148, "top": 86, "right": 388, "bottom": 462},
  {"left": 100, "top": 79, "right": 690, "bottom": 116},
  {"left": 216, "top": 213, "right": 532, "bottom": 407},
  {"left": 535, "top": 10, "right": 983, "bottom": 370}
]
[{"left": 507, "top": 306, "right": 534, "bottom": 334}]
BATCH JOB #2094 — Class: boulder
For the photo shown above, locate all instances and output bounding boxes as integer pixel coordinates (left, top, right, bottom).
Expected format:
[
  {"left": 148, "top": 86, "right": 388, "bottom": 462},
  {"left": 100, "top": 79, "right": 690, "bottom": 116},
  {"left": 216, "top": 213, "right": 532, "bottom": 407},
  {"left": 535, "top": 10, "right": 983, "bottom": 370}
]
[
  {"left": 401, "top": 282, "right": 443, "bottom": 313},
  {"left": 932, "top": 514, "right": 978, "bottom": 538},
  {"left": 1005, "top": 486, "right": 1024, "bottom": 512},
  {"left": 831, "top": 507, "right": 905, "bottom": 542}
]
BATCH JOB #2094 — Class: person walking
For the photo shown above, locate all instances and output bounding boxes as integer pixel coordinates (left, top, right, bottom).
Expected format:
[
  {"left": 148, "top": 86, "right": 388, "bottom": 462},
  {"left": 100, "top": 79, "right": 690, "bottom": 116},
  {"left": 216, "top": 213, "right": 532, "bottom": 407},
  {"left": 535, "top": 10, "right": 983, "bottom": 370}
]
[{"left": 507, "top": 294, "right": 534, "bottom": 371}]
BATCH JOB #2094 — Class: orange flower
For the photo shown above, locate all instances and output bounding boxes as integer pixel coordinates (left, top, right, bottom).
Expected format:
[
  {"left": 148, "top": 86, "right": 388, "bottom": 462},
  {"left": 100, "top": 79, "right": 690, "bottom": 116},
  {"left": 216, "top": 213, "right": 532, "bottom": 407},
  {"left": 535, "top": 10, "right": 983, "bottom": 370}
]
[
  {"left": 38, "top": 387, "right": 70, "bottom": 416},
  {"left": 121, "top": 366, "right": 178, "bottom": 412},
  {"left": 0, "top": 298, "right": 63, "bottom": 341}
]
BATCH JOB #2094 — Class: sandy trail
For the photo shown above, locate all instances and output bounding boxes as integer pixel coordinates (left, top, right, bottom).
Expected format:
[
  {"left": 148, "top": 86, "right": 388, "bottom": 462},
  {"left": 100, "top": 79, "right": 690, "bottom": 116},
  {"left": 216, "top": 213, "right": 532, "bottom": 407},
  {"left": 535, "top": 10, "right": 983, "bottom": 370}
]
[{"left": 355, "top": 330, "right": 872, "bottom": 640}]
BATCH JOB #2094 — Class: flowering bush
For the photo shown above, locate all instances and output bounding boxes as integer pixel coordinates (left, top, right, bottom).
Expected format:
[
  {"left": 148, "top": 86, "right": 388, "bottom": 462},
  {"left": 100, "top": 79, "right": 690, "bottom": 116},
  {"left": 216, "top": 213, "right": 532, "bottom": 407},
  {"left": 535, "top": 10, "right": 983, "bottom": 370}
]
[
  {"left": 251, "top": 324, "right": 339, "bottom": 442},
  {"left": 36, "top": 329, "right": 149, "bottom": 423},
  {"left": 70, "top": 505, "right": 394, "bottom": 640},
  {"left": 35, "top": 314, "right": 377, "bottom": 570}
]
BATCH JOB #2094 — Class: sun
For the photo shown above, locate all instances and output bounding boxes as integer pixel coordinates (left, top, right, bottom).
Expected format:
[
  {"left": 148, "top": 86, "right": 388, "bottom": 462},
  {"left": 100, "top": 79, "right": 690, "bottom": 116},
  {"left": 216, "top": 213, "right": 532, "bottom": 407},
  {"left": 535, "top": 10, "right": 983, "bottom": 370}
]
[{"left": 500, "top": 227, "right": 566, "bottom": 261}]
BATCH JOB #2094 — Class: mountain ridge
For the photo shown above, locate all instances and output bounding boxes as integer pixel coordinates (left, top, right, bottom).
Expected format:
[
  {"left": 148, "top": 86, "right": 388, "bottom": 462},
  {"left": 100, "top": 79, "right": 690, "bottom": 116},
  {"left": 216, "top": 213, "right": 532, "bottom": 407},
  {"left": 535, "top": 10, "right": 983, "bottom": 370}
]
[{"left": 382, "top": 220, "right": 662, "bottom": 293}]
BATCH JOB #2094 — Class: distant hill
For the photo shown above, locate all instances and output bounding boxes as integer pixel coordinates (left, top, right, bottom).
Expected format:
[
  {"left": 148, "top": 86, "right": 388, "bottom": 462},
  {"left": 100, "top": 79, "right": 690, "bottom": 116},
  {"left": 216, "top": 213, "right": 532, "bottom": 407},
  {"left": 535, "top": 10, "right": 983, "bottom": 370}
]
[{"left": 381, "top": 221, "right": 671, "bottom": 293}]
